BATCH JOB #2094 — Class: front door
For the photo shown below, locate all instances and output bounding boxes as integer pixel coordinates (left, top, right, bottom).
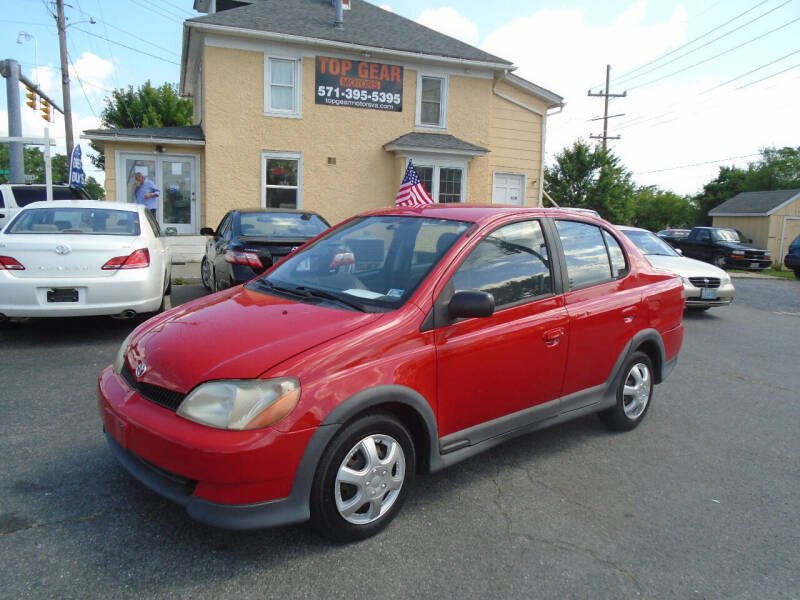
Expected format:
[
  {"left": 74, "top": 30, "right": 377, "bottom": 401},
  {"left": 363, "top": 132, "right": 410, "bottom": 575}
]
[{"left": 117, "top": 153, "right": 198, "bottom": 234}]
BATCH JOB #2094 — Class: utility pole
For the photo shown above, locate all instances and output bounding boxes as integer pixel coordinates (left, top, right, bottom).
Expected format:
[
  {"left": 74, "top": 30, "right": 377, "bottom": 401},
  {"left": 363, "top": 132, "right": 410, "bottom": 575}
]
[
  {"left": 56, "top": 0, "right": 74, "bottom": 158},
  {"left": 588, "top": 65, "right": 626, "bottom": 151}
]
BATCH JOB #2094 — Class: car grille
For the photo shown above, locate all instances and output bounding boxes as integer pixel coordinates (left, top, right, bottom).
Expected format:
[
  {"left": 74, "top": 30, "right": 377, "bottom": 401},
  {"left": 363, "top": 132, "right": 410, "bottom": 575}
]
[
  {"left": 121, "top": 362, "right": 186, "bottom": 412},
  {"left": 689, "top": 277, "right": 721, "bottom": 288},
  {"left": 743, "top": 251, "right": 766, "bottom": 260}
]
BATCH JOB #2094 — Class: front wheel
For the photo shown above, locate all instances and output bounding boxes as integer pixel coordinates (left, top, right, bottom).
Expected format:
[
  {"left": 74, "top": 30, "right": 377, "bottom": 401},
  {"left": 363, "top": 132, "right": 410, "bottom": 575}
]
[
  {"left": 599, "top": 351, "right": 654, "bottom": 431},
  {"left": 712, "top": 253, "right": 726, "bottom": 268},
  {"left": 200, "top": 257, "right": 212, "bottom": 290},
  {"left": 310, "top": 413, "right": 415, "bottom": 542}
]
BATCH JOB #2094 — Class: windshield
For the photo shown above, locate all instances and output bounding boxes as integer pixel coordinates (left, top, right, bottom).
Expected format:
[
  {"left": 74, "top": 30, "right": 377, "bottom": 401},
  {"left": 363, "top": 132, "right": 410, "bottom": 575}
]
[
  {"left": 6, "top": 207, "right": 141, "bottom": 235},
  {"left": 623, "top": 229, "right": 680, "bottom": 256},
  {"left": 11, "top": 186, "right": 88, "bottom": 206},
  {"left": 712, "top": 229, "right": 740, "bottom": 242},
  {"left": 252, "top": 215, "right": 472, "bottom": 311},
  {"left": 238, "top": 212, "right": 328, "bottom": 237}
]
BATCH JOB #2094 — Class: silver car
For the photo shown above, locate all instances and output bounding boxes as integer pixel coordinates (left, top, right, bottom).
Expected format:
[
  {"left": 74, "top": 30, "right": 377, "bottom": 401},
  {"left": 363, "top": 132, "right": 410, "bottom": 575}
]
[
  {"left": 618, "top": 225, "right": 735, "bottom": 310},
  {"left": 0, "top": 201, "right": 172, "bottom": 321}
]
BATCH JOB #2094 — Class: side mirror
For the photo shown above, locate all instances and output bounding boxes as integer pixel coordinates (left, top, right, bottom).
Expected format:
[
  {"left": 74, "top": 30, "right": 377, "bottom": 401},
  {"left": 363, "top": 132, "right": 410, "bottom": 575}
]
[
  {"left": 200, "top": 227, "right": 214, "bottom": 236},
  {"left": 675, "top": 248, "right": 683, "bottom": 255},
  {"left": 448, "top": 290, "right": 495, "bottom": 319},
  {"left": 164, "top": 226, "right": 178, "bottom": 236}
]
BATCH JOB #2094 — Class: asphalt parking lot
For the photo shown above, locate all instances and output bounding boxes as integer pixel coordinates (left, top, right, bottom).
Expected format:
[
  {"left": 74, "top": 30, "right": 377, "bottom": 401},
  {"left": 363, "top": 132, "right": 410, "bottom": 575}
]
[{"left": 1, "top": 276, "right": 798, "bottom": 599}]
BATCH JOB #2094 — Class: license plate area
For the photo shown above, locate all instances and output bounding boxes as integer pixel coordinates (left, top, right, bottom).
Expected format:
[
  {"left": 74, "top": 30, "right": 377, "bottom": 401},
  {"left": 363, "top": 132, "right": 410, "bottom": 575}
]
[
  {"left": 47, "top": 288, "right": 79, "bottom": 303},
  {"left": 700, "top": 288, "right": 718, "bottom": 300},
  {"left": 749, "top": 262, "right": 760, "bottom": 269}
]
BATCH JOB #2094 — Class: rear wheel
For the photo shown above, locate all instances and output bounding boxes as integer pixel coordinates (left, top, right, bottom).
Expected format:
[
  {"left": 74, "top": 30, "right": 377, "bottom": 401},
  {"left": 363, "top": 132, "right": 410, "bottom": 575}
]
[
  {"left": 599, "top": 351, "right": 654, "bottom": 431},
  {"left": 310, "top": 413, "right": 415, "bottom": 542}
]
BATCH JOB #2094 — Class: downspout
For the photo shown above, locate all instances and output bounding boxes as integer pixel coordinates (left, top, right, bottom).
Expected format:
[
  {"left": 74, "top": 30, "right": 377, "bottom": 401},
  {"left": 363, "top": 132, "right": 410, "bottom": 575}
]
[{"left": 492, "top": 77, "right": 562, "bottom": 207}]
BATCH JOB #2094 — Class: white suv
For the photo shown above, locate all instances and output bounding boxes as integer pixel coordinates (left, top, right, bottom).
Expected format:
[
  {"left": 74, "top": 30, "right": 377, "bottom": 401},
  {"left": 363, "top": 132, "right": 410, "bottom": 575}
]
[{"left": 0, "top": 184, "right": 90, "bottom": 231}]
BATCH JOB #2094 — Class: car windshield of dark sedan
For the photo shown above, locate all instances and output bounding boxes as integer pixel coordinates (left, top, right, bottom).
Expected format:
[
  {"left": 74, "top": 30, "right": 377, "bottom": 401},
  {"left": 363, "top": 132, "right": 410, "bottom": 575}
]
[
  {"left": 624, "top": 229, "right": 680, "bottom": 256},
  {"left": 238, "top": 212, "right": 328, "bottom": 237},
  {"left": 251, "top": 215, "right": 472, "bottom": 311},
  {"left": 5, "top": 208, "right": 141, "bottom": 235},
  {"left": 712, "top": 229, "right": 739, "bottom": 242}
]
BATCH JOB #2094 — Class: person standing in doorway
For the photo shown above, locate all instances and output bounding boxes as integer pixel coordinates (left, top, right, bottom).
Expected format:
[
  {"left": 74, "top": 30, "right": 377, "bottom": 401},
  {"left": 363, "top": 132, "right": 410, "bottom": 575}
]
[{"left": 134, "top": 171, "right": 160, "bottom": 217}]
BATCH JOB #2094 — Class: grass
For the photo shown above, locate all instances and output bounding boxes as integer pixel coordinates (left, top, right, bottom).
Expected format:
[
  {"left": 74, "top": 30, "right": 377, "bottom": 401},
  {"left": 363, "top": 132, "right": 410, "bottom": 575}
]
[
  {"left": 729, "top": 268, "right": 797, "bottom": 280},
  {"left": 173, "top": 277, "right": 186, "bottom": 286}
]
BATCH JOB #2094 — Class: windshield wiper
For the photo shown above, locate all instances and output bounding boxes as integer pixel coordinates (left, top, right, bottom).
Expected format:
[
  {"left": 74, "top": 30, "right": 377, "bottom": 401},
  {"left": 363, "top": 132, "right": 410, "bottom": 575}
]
[{"left": 294, "top": 286, "right": 368, "bottom": 312}]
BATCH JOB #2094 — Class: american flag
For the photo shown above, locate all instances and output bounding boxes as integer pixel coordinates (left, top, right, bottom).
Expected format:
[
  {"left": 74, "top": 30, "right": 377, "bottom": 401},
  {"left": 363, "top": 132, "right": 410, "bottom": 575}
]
[{"left": 395, "top": 160, "right": 434, "bottom": 207}]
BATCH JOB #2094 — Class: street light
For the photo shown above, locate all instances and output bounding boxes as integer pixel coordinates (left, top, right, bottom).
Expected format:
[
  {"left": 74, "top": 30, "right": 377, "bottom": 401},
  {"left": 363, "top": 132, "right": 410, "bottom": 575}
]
[{"left": 16, "top": 32, "right": 38, "bottom": 86}]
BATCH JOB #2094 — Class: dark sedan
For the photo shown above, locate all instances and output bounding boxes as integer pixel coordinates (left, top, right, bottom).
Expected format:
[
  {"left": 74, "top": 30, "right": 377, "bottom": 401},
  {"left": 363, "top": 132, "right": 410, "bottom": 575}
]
[{"left": 200, "top": 209, "right": 330, "bottom": 291}]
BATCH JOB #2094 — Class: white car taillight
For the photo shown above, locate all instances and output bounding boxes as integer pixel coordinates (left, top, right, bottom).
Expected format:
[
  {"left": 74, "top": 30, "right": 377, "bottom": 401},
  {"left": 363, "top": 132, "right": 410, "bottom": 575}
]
[
  {"left": 0, "top": 255, "right": 25, "bottom": 270},
  {"left": 102, "top": 248, "right": 150, "bottom": 270}
]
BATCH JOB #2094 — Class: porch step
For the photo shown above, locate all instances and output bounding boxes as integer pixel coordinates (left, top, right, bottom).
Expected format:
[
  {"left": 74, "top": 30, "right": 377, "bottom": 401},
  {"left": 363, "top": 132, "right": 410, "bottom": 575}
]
[{"left": 164, "top": 235, "right": 206, "bottom": 263}]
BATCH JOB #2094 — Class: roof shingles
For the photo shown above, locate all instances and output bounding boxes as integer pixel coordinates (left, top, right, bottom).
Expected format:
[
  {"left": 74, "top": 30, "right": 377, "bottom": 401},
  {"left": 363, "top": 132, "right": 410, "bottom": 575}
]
[{"left": 709, "top": 189, "right": 800, "bottom": 216}]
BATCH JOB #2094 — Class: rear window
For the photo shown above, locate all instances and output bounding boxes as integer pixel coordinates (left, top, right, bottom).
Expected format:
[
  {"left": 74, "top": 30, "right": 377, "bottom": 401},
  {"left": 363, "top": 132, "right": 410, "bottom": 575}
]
[
  {"left": 11, "top": 186, "right": 88, "bottom": 206},
  {"left": 238, "top": 212, "right": 329, "bottom": 238},
  {"left": 6, "top": 207, "right": 141, "bottom": 236}
]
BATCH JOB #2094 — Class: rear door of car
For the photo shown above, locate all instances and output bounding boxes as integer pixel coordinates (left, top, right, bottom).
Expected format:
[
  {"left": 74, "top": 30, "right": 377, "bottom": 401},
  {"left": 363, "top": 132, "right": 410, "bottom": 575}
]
[
  {"left": 433, "top": 218, "right": 569, "bottom": 439},
  {"left": 551, "top": 219, "right": 644, "bottom": 406}
]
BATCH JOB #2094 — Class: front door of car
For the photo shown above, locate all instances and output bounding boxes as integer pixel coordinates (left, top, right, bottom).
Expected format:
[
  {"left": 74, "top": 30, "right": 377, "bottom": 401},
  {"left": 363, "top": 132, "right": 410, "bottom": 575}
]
[
  {"left": 434, "top": 220, "right": 569, "bottom": 438},
  {"left": 209, "top": 213, "right": 233, "bottom": 287}
]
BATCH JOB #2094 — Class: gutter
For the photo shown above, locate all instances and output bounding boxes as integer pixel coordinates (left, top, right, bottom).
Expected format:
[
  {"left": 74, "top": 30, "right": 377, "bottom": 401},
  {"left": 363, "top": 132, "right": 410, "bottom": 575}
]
[
  {"left": 492, "top": 78, "right": 564, "bottom": 207},
  {"left": 80, "top": 133, "right": 206, "bottom": 146}
]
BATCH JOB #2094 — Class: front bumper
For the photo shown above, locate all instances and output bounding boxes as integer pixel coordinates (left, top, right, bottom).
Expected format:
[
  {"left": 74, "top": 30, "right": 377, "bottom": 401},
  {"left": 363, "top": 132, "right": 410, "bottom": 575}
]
[
  {"left": 97, "top": 365, "right": 317, "bottom": 529},
  {"left": 0, "top": 269, "right": 163, "bottom": 317},
  {"left": 683, "top": 280, "right": 735, "bottom": 308},
  {"left": 725, "top": 256, "right": 771, "bottom": 270}
]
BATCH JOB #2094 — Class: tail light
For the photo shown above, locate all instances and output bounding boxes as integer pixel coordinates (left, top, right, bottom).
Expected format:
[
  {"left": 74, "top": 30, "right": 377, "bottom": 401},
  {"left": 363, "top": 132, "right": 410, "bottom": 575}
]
[
  {"left": 102, "top": 248, "right": 150, "bottom": 270},
  {"left": 224, "top": 250, "right": 263, "bottom": 269},
  {"left": 0, "top": 255, "right": 25, "bottom": 270}
]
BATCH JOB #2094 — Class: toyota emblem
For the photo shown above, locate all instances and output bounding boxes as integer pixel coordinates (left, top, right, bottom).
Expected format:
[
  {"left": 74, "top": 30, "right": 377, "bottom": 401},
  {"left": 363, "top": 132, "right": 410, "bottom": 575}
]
[
  {"left": 136, "top": 362, "right": 147, "bottom": 378},
  {"left": 55, "top": 245, "right": 71, "bottom": 255}
]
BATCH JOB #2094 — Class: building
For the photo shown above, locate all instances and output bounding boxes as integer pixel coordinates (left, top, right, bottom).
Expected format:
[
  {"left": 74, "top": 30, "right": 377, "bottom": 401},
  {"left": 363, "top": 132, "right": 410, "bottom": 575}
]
[
  {"left": 83, "top": 0, "right": 564, "bottom": 238},
  {"left": 709, "top": 189, "right": 800, "bottom": 264}
]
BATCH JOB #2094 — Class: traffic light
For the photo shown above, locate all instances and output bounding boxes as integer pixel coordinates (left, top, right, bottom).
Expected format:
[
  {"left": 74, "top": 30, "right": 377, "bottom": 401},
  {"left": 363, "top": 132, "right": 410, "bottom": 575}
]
[
  {"left": 24, "top": 86, "right": 38, "bottom": 110},
  {"left": 40, "top": 98, "right": 51, "bottom": 122}
]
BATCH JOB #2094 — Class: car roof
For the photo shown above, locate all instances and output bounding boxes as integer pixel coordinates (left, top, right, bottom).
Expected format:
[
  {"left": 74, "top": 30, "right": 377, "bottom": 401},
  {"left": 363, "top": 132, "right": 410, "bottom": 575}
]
[
  {"left": 231, "top": 207, "right": 324, "bottom": 216},
  {"left": 21, "top": 200, "right": 140, "bottom": 212},
  {"left": 360, "top": 204, "right": 608, "bottom": 226}
]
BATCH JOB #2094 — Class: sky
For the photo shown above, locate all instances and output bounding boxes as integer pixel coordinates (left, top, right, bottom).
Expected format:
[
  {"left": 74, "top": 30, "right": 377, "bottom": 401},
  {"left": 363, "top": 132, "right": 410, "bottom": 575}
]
[{"left": 1, "top": 0, "right": 798, "bottom": 196}]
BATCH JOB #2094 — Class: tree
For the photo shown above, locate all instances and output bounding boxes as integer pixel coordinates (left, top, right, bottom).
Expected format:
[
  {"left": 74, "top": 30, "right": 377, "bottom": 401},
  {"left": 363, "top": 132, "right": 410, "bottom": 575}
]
[
  {"left": 90, "top": 81, "right": 193, "bottom": 170},
  {"left": 631, "top": 186, "right": 697, "bottom": 232},
  {"left": 694, "top": 146, "right": 800, "bottom": 224},
  {"left": 544, "top": 140, "right": 636, "bottom": 223},
  {"left": 0, "top": 145, "right": 104, "bottom": 198}
]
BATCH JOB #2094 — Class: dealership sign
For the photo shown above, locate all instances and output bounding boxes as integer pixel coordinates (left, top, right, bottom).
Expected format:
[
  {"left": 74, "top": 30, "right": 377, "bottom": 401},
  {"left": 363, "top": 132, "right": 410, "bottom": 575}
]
[{"left": 315, "top": 56, "right": 403, "bottom": 112}]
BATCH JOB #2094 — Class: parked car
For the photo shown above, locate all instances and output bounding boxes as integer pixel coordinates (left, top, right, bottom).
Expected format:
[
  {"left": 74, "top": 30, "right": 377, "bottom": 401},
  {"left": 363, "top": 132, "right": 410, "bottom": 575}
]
[
  {"left": 618, "top": 226, "right": 734, "bottom": 310},
  {"left": 784, "top": 233, "right": 800, "bottom": 278},
  {"left": 664, "top": 226, "right": 771, "bottom": 270},
  {"left": 98, "top": 205, "right": 685, "bottom": 541},
  {"left": 0, "top": 183, "right": 90, "bottom": 231},
  {"left": 0, "top": 201, "right": 172, "bottom": 322},
  {"left": 656, "top": 228, "right": 691, "bottom": 242},
  {"left": 200, "top": 208, "right": 330, "bottom": 291}
]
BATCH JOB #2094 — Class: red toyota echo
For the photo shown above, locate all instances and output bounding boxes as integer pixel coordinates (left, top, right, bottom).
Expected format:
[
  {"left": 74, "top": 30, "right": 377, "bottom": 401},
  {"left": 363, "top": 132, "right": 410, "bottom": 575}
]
[{"left": 98, "top": 205, "right": 685, "bottom": 541}]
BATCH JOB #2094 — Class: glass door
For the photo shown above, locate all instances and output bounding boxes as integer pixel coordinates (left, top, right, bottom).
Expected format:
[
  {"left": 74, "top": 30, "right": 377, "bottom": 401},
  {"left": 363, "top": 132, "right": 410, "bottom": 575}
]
[{"left": 160, "top": 158, "right": 196, "bottom": 235}]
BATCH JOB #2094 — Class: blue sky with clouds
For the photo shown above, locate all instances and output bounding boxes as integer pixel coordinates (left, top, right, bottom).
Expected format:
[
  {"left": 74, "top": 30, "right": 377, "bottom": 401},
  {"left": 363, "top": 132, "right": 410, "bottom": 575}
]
[{"left": 2, "top": 0, "right": 798, "bottom": 195}]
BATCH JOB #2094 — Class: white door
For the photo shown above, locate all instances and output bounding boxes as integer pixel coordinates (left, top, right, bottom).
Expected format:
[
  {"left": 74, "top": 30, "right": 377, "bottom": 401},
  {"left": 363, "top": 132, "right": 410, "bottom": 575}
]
[
  {"left": 117, "top": 153, "right": 198, "bottom": 234},
  {"left": 493, "top": 173, "right": 525, "bottom": 206}
]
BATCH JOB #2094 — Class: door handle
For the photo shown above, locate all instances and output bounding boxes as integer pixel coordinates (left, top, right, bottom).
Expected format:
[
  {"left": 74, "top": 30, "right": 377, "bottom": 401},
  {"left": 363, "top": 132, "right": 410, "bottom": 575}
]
[
  {"left": 622, "top": 306, "right": 637, "bottom": 323},
  {"left": 543, "top": 327, "right": 565, "bottom": 347}
]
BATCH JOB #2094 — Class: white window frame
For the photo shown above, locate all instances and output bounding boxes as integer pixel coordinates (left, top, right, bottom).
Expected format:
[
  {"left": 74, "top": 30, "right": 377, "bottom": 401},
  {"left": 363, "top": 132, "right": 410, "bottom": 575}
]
[
  {"left": 415, "top": 73, "right": 448, "bottom": 130},
  {"left": 261, "top": 151, "right": 303, "bottom": 209},
  {"left": 264, "top": 55, "right": 302, "bottom": 118},
  {"left": 492, "top": 172, "right": 527, "bottom": 205},
  {"left": 408, "top": 156, "right": 467, "bottom": 203}
]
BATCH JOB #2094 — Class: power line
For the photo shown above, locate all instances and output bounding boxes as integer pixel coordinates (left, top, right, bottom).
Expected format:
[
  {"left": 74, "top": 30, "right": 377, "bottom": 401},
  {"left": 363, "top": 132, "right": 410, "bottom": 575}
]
[
  {"left": 614, "top": 0, "right": 793, "bottom": 86},
  {"left": 608, "top": 0, "right": 772, "bottom": 85},
  {"left": 737, "top": 61, "right": 800, "bottom": 88},
  {"left": 67, "top": 48, "right": 98, "bottom": 119},
  {"left": 634, "top": 153, "right": 761, "bottom": 175},
  {"left": 127, "top": 0, "right": 184, "bottom": 24},
  {"left": 701, "top": 49, "right": 800, "bottom": 93},
  {"left": 95, "top": 0, "right": 140, "bottom": 129},
  {"left": 72, "top": 27, "right": 181, "bottom": 65},
  {"left": 628, "top": 15, "right": 800, "bottom": 91}
]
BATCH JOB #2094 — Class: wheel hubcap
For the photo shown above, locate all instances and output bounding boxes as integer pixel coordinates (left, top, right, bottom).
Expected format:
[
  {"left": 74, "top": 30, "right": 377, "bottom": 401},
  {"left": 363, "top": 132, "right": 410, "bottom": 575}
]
[
  {"left": 622, "top": 362, "right": 651, "bottom": 419},
  {"left": 335, "top": 434, "right": 405, "bottom": 525}
]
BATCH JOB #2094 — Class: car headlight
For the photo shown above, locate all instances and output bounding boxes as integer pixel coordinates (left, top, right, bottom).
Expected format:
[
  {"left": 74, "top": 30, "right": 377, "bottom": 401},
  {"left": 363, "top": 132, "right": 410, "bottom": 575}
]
[
  {"left": 177, "top": 377, "right": 300, "bottom": 430},
  {"left": 113, "top": 332, "right": 134, "bottom": 374},
  {"left": 764, "top": 251, "right": 771, "bottom": 257},
  {"left": 730, "top": 250, "right": 745, "bottom": 257}
]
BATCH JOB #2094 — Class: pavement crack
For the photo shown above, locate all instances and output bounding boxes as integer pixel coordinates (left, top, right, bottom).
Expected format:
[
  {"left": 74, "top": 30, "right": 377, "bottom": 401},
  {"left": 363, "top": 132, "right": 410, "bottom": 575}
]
[
  {"left": 0, "top": 510, "right": 105, "bottom": 537},
  {"left": 682, "top": 363, "right": 800, "bottom": 397}
]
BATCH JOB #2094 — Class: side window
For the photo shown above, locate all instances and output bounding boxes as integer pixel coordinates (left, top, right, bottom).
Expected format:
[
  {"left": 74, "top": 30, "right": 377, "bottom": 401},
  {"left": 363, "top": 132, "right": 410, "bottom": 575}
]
[
  {"left": 556, "top": 220, "right": 615, "bottom": 289},
  {"left": 144, "top": 209, "right": 161, "bottom": 237},
  {"left": 697, "top": 230, "right": 710, "bottom": 242},
  {"left": 216, "top": 214, "right": 232, "bottom": 238},
  {"left": 603, "top": 230, "right": 628, "bottom": 278},
  {"left": 0, "top": 190, "right": 5, "bottom": 208},
  {"left": 452, "top": 220, "right": 552, "bottom": 308}
]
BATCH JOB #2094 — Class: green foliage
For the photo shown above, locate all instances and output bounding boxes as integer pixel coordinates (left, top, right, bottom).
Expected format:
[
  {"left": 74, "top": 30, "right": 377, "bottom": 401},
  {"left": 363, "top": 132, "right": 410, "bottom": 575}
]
[
  {"left": 694, "top": 146, "right": 800, "bottom": 224},
  {"left": 90, "top": 81, "right": 193, "bottom": 170},
  {"left": 84, "top": 176, "right": 105, "bottom": 199},
  {"left": 630, "top": 186, "right": 697, "bottom": 232},
  {"left": 544, "top": 140, "right": 636, "bottom": 223},
  {"left": 0, "top": 144, "right": 104, "bottom": 198}
]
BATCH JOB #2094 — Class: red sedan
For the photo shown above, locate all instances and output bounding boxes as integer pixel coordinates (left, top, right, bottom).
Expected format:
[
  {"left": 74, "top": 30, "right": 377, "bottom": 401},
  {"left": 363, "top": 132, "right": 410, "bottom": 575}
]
[{"left": 98, "top": 205, "right": 684, "bottom": 541}]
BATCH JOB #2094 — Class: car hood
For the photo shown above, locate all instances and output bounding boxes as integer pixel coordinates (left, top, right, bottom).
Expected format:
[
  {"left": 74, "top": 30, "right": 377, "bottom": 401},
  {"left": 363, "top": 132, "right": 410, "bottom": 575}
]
[
  {"left": 717, "top": 241, "right": 760, "bottom": 251},
  {"left": 126, "top": 286, "right": 382, "bottom": 393},
  {"left": 645, "top": 254, "right": 728, "bottom": 279}
]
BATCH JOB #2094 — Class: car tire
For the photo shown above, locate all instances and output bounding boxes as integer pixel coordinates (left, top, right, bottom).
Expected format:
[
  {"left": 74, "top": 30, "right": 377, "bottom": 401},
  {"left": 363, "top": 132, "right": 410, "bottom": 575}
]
[
  {"left": 712, "top": 253, "right": 726, "bottom": 268},
  {"left": 201, "top": 257, "right": 212, "bottom": 290},
  {"left": 794, "top": 269, "right": 800, "bottom": 279},
  {"left": 599, "top": 351, "right": 654, "bottom": 431},
  {"left": 310, "top": 412, "right": 416, "bottom": 542}
]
